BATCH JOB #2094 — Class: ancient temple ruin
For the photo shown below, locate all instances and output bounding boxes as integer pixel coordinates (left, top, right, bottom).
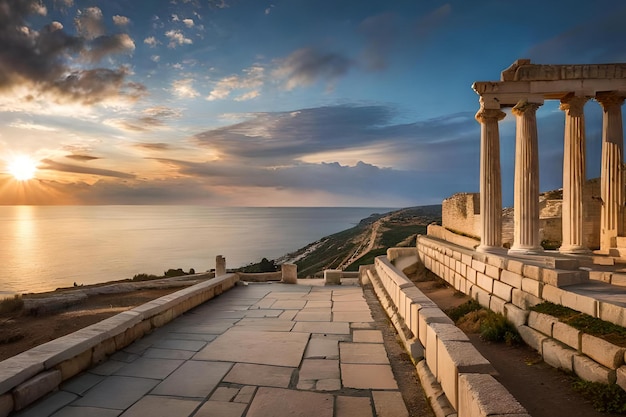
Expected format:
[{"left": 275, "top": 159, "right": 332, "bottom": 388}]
[{"left": 472, "top": 59, "right": 626, "bottom": 255}]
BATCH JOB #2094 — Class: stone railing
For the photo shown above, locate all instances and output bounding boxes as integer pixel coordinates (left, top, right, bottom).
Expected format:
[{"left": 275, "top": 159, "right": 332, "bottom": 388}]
[
  {"left": 0, "top": 273, "right": 239, "bottom": 416},
  {"left": 416, "top": 234, "right": 626, "bottom": 394},
  {"left": 366, "top": 255, "right": 529, "bottom": 417}
]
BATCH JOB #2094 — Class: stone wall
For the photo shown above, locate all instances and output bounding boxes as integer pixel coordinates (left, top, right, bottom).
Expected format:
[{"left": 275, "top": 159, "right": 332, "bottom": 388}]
[
  {"left": 442, "top": 193, "right": 480, "bottom": 239},
  {"left": 0, "top": 273, "right": 239, "bottom": 416},
  {"left": 416, "top": 235, "right": 626, "bottom": 394}
]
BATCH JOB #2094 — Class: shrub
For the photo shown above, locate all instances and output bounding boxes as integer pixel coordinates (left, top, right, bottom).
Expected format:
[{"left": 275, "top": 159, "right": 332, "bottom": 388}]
[
  {"left": 479, "top": 312, "right": 521, "bottom": 345},
  {"left": 572, "top": 379, "right": 626, "bottom": 413},
  {"left": 132, "top": 273, "right": 160, "bottom": 282},
  {"left": 446, "top": 299, "right": 482, "bottom": 322},
  {"left": 0, "top": 295, "right": 24, "bottom": 315}
]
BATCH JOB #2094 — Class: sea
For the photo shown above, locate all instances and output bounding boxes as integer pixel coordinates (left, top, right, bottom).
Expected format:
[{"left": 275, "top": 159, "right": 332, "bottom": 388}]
[{"left": 0, "top": 206, "right": 395, "bottom": 295}]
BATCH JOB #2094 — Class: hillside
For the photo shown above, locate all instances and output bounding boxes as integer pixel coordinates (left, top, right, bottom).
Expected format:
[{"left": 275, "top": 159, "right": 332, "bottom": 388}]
[{"left": 275, "top": 205, "right": 442, "bottom": 277}]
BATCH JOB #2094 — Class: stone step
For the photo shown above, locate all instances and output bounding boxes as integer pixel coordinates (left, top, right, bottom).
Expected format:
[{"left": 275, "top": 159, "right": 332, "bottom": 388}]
[
  {"left": 609, "top": 247, "right": 626, "bottom": 258},
  {"left": 616, "top": 236, "right": 626, "bottom": 248}
]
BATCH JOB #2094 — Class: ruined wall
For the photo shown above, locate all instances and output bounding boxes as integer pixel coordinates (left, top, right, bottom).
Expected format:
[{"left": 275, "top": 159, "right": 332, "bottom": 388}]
[{"left": 442, "top": 193, "right": 480, "bottom": 239}]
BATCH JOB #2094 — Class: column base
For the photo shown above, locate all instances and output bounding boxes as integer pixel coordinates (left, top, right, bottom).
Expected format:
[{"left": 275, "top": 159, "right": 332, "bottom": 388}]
[
  {"left": 508, "top": 246, "right": 544, "bottom": 255},
  {"left": 559, "top": 244, "right": 591, "bottom": 254},
  {"left": 476, "top": 245, "right": 507, "bottom": 255}
]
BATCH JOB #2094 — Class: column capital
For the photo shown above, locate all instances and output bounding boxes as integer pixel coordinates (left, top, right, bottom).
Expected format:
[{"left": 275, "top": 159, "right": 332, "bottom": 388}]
[
  {"left": 596, "top": 92, "right": 625, "bottom": 109},
  {"left": 559, "top": 95, "right": 589, "bottom": 116},
  {"left": 475, "top": 108, "right": 506, "bottom": 123},
  {"left": 512, "top": 99, "right": 541, "bottom": 116}
]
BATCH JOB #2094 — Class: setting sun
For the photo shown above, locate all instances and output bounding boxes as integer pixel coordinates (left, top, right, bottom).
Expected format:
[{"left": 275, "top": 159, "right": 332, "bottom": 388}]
[{"left": 7, "top": 156, "right": 38, "bottom": 181}]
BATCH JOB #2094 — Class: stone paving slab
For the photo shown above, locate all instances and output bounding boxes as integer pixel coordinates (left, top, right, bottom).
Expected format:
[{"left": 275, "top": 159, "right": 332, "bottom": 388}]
[{"left": 17, "top": 281, "right": 415, "bottom": 417}]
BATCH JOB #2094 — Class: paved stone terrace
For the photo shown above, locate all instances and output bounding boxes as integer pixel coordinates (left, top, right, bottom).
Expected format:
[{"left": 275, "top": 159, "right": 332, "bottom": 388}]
[{"left": 15, "top": 280, "right": 411, "bottom": 417}]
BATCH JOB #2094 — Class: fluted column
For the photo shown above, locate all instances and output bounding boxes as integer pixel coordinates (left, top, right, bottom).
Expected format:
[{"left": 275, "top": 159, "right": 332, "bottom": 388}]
[
  {"left": 597, "top": 92, "right": 625, "bottom": 251},
  {"left": 475, "top": 107, "right": 506, "bottom": 253},
  {"left": 509, "top": 100, "right": 544, "bottom": 254},
  {"left": 560, "top": 95, "right": 589, "bottom": 253}
]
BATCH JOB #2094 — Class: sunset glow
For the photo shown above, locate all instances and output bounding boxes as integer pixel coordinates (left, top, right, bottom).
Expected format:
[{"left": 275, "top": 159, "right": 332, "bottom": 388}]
[{"left": 7, "top": 156, "right": 37, "bottom": 181}]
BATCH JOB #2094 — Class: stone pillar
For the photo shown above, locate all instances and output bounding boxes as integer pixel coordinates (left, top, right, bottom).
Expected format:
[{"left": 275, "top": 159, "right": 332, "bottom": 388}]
[
  {"left": 215, "top": 255, "right": 226, "bottom": 276},
  {"left": 281, "top": 263, "right": 298, "bottom": 284},
  {"left": 560, "top": 95, "right": 590, "bottom": 253},
  {"left": 475, "top": 107, "right": 506, "bottom": 253},
  {"left": 509, "top": 100, "right": 544, "bottom": 254},
  {"left": 597, "top": 92, "right": 625, "bottom": 251}
]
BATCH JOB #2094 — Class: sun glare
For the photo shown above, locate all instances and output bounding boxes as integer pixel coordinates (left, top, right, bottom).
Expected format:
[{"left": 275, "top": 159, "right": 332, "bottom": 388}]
[{"left": 7, "top": 156, "right": 38, "bottom": 181}]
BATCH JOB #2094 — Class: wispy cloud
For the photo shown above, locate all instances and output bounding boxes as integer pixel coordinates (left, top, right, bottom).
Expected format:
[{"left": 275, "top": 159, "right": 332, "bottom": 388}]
[
  {"left": 65, "top": 154, "right": 100, "bottom": 162},
  {"left": 273, "top": 47, "right": 352, "bottom": 91},
  {"left": 172, "top": 78, "right": 200, "bottom": 98},
  {"left": 207, "top": 66, "right": 264, "bottom": 101},
  {"left": 40, "top": 159, "right": 136, "bottom": 179}
]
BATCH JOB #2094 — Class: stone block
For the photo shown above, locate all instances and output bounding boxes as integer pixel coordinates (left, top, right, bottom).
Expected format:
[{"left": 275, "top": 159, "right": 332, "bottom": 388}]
[
  {"left": 542, "top": 339, "right": 575, "bottom": 372},
  {"left": 418, "top": 308, "right": 454, "bottom": 348},
  {"left": 617, "top": 366, "right": 626, "bottom": 392},
  {"left": 462, "top": 253, "right": 473, "bottom": 266},
  {"left": 466, "top": 268, "right": 477, "bottom": 284},
  {"left": 512, "top": 289, "right": 541, "bottom": 309},
  {"left": 581, "top": 334, "right": 625, "bottom": 369},
  {"left": 484, "top": 264, "right": 501, "bottom": 281},
  {"left": 0, "top": 394, "right": 13, "bottom": 417},
  {"left": 0, "top": 355, "right": 45, "bottom": 397},
  {"left": 501, "top": 270, "right": 523, "bottom": 289},
  {"left": 589, "top": 270, "right": 611, "bottom": 283},
  {"left": 561, "top": 292, "right": 597, "bottom": 317},
  {"left": 573, "top": 355, "right": 616, "bottom": 384},
  {"left": 92, "top": 338, "right": 117, "bottom": 364},
  {"left": 553, "top": 322, "right": 580, "bottom": 351},
  {"left": 410, "top": 303, "right": 420, "bottom": 338},
  {"left": 485, "top": 255, "right": 506, "bottom": 269},
  {"left": 437, "top": 340, "right": 495, "bottom": 410},
  {"left": 372, "top": 391, "right": 409, "bottom": 417},
  {"left": 324, "top": 270, "right": 342, "bottom": 285},
  {"left": 527, "top": 311, "right": 558, "bottom": 336},
  {"left": 517, "top": 325, "right": 547, "bottom": 355},
  {"left": 476, "top": 273, "right": 494, "bottom": 293},
  {"left": 472, "top": 286, "right": 491, "bottom": 309},
  {"left": 599, "top": 302, "right": 626, "bottom": 328},
  {"left": 281, "top": 263, "right": 298, "bottom": 284},
  {"left": 13, "top": 370, "right": 62, "bottom": 411},
  {"left": 523, "top": 264, "right": 542, "bottom": 280},
  {"left": 612, "top": 274, "right": 626, "bottom": 287},
  {"left": 56, "top": 349, "right": 92, "bottom": 381},
  {"left": 507, "top": 260, "right": 524, "bottom": 275},
  {"left": 542, "top": 269, "right": 586, "bottom": 287},
  {"left": 457, "top": 373, "right": 529, "bottom": 417},
  {"left": 493, "top": 281, "right": 513, "bottom": 302},
  {"left": 541, "top": 285, "right": 564, "bottom": 305},
  {"left": 504, "top": 303, "right": 529, "bottom": 328},
  {"left": 471, "top": 260, "right": 486, "bottom": 274},
  {"left": 521, "top": 278, "right": 542, "bottom": 298},
  {"left": 489, "top": 296, "right": 506, "bottom": 315},
  {"left": 426, "top": 325, "right": 439, "bottom": 379}
]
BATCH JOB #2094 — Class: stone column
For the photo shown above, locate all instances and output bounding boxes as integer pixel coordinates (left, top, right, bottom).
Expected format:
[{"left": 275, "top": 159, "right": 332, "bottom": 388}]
[
  {"left": 475, "top": 107, "right": 506, "bottom": 253},
  {"left": 560, "top": 95, "right": 589, "bottom": 253},
  {"left": 215, "top": 255, "right": 226, "bottom": 276},
  {"left": 509, "top": 100, "right": 544, "bottom": 254},
  {"left": 597, "top": 92, "right": 625, "bottom": 251}
]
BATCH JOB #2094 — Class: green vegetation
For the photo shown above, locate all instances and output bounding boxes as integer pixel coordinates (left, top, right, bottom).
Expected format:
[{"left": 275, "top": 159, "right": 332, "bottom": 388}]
[
  {"left": 239, "top": 258, "right": 279, "bottom": 273},
  {"left": 571, "top": 379, "right": 626, "bottom": 413},
  {"left": 0, "top": 295, "right": 24, "bottom": 315},
  {"left": 531, "top": 302, "right": 626, "bottom": 346},
  {"left": 132, "top": 268, "right": 193, "bottom": 282},
  {"left": 447, "top": 299, "right": 520, "bottom": 345}
]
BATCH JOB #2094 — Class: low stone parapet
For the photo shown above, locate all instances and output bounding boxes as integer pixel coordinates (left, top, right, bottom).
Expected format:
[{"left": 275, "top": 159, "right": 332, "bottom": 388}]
[{"left": 0, "top": 273, "right": 239, "bottom": 416}]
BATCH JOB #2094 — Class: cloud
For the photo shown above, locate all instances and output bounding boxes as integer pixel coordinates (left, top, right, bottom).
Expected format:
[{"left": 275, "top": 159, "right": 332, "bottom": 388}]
[
  {"left": 165, "top": 29, "right": 193, "bottom": 47},
  {"left": 182, "top": 18, "right": 194, "bottom": 28},
  {"left": 134, "top": 143, "right": 172, "bottom": 151},
  {"left": 144, "top": 36, "right": 159, "bottom": 47},
  {"left": 273, "top": 47, "right": 352, "bottom": 90},
  {"left": 112, "top": 15, "right": 130, "bottom": 26},
  {"left": 207, "top": 66, "right": 264, "bottom": 101},
  {"left": 0, "top": 0, "right": 144, "bottom": 106},
  {"left": 172, "top": 78, "right": 200, "bottom": 98},
  {"left": 40, "top": 159, "right": 136, "bottom": 179},
  {"left": 526, "top": 6, "right": 626, "bottom": 63},
  {"left": 65, "top": 154, "right": 100, "bottom": 161},
  {"left": 359, "top": 13, "right": 397, "bottom": 71},
  {"left": 106, "top": 106, "right": 181, "bottom": 132},
  {"left": 74, "top": 7, "right": 105, "bottom": 39},
  {"left": 414, "top": 4, "right": 452, "bottom": 38}
]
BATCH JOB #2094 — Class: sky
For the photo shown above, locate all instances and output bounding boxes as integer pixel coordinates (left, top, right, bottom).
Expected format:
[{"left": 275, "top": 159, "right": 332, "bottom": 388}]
[{"left": 1, "top": 0, "right": 625, "bottom": 207}]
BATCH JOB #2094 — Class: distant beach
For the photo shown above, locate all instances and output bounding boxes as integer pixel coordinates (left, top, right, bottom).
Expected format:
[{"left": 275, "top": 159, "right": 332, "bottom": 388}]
[{"left": 0, "top": 206, "right": 394, "bottom": 294}]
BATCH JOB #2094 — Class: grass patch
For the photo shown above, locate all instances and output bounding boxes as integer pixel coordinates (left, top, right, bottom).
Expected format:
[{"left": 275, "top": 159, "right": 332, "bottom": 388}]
[
  {"left": 531, "top": 302, "right": 626, "bottom": 347},
  {"left": 448, "top": 300, "right": 520, "bottom": 344},
  {"left": 572, "top": 379, "right": 626, "bottom": 413},
  {"left": 0, "top": 295, "right": 24, "bottom": 315}
]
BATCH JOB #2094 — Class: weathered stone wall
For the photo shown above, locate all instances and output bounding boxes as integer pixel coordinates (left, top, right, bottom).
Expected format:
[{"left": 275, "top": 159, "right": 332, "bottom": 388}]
[
  {"left": 442, "top": 193, "right": 480, "bottom": 239},
  {"left": 416, "top": 235, "right": 626, "bottom": 394}
]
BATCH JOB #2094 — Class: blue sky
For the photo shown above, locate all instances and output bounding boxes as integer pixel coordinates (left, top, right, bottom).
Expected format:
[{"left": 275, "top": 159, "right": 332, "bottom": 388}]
[{"left": 0, "top": 0, "right": 625, "bottom": 206}]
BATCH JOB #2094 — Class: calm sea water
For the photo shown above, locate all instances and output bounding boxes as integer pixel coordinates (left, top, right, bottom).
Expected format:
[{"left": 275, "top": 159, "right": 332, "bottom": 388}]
[{"left": 0, "top": 206, "right": 393, "bottom": 294}]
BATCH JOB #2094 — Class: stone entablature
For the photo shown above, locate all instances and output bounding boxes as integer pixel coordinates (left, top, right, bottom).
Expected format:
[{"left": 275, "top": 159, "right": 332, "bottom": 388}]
[{"left": 473, "top": 59, "right": 626, "bottom": 254}]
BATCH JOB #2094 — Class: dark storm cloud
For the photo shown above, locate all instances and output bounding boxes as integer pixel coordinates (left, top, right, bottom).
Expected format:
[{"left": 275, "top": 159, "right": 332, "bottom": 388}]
[
  {"left": 40, "top": 159, "right": 136, "bottom": 179},
  {"left": 0, "top": 0, "right": 144, "bottom": 104},
  {"left": 274, "top": 47, "right": 353, "bottom": 90}
]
